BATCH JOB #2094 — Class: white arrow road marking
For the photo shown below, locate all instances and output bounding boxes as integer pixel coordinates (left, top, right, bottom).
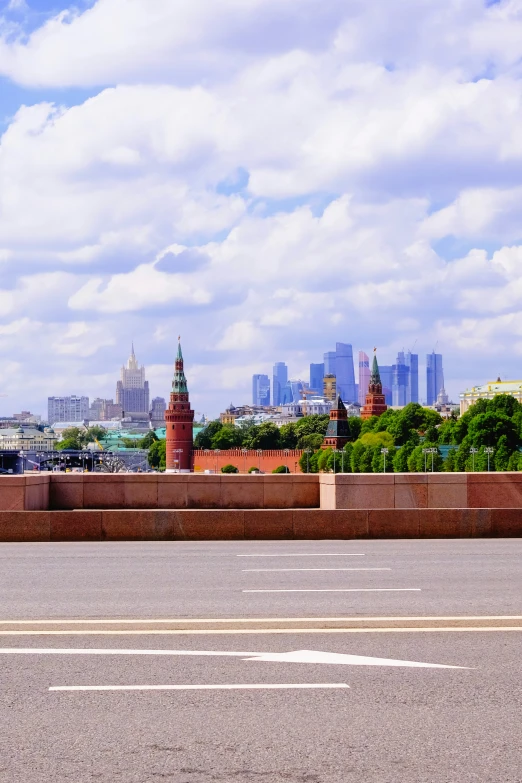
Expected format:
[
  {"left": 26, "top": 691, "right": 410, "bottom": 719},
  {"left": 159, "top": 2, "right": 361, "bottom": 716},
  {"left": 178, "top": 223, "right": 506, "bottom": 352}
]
[{"left": 0, "top": 648, "right": 469, "bottom": 668}]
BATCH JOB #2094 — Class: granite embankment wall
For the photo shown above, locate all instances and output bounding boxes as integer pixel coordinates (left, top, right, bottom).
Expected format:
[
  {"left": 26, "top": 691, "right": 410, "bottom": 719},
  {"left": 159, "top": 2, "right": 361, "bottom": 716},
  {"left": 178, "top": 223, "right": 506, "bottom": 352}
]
[{"left": 0, "top": 473, "right": 521, "bottom": 539}]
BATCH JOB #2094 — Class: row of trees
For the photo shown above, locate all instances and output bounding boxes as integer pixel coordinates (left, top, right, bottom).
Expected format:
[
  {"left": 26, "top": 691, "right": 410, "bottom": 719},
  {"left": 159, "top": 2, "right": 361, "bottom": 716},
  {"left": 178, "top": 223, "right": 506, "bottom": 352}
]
[{"left": 193, "top": 415, "right": 335, "bottom": 451}]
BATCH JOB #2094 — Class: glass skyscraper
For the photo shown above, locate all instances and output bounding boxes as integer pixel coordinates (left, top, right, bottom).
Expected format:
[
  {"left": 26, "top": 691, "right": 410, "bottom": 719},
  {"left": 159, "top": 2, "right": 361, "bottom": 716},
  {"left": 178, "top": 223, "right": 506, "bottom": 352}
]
[
  {"left": 309, "top": 363, "right": 324, "bottom": 394},
  {"left": 426, "top": 352, "right": 444, "bottom": 406},
  {"left": 335, "top": 343, "right": 356, "bottom": 403},
  {"left": 252, "top": 374, "right": 270, "bottom": 406},
  {"left": 272, "top": 362, "right": 288, "bottom": 406},
  {"left": 392, "top": 352, "right": 410, "bottom": 407},
  {"left": 405, "top": 351, "right": 419, "bottom": 404},
  {"left": 379, "top": 365, "right": 393, "bottom": 406},
  {"left": 358, "top": 351, "right": 370, "bottom": 405},
  {"left": 323, "top": 351, "right": 336, "bottom": 377}
]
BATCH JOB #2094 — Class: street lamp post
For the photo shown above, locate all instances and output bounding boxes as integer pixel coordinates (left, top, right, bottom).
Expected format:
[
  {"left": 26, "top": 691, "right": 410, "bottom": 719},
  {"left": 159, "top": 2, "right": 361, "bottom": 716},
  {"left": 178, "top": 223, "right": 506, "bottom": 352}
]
[
  {"left": 429, "top": 447, "right": 437, "bottom": 472},
  {"left": 242, "top": 448, "right": 248, "bottom": 474},
  {"left": 304, "top": 448, "right": 311, "bottom": 473},
  {"left": 284, "top": 449, "right": 290, "bottom": 473},
  {"left": 173, "top": 448, "right": 183, "bottom": 473},
  {"left": 422, "top": 448, "right": 429, "bottom": 473},
  {"left": 214, "top": 449, "right": 220, "bottom": 474},
  {"left": 381, "top": 447, "right": 389, "bottom": 473},
  {"left": 484, "top": 447, "right": 494, "bottom": 472},
  {"left": 470, "top": 447, "right": 479, "bottom": 472},
  {"left": 257, "top": 449, "right": 262, "bottom": 472}
]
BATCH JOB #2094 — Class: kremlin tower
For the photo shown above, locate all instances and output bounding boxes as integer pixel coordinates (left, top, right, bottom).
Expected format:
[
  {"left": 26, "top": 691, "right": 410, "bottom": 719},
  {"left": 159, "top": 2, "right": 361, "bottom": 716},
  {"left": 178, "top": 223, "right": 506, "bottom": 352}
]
[
  {"left": 361, "top": 353, "right": 388, "bottom": 420},
  {"left": 165, "top": 339, "right": 194, "bottom": 472},
  {"left": 322, "top": 394, "right": 350, "bottom": 450}
]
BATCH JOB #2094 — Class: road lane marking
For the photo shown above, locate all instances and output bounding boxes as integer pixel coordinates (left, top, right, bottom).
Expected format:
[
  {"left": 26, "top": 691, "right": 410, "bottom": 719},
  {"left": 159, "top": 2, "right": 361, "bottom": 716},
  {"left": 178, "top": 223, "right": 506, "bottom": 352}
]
[
  {"left": 242, "top": 568, "right": 391, "bottom": 572},
  {"left": 1, "top": 616, "right": 520, "bottom": 624},
  {"left": 243, "top": 589, "right": 421, "bottom": 593},
  {"left": 50, "top": 683, "right": 351, "bottom": 692},
  {"left": 0, "top": 647, "right": 467, "bottom": 668},
  {"left": 0, "top": 627, "right": 521, "bottom": 635},
  {"left": 237, "top": 554, "right": 365, "bottom": 557}
]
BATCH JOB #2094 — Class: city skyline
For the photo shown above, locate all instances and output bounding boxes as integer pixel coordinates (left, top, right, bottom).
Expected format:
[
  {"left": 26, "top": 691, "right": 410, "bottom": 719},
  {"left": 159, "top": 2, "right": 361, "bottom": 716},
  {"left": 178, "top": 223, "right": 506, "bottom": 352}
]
[{"left": 1, "top": 1, "right": 521, "bottom": 419}]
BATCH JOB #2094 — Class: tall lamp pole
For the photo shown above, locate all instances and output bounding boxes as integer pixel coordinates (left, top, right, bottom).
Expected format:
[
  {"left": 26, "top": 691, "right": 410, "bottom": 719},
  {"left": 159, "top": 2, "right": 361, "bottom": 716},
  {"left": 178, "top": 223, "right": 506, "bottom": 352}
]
[
  {"left": 284, "top": 449, "right": 290, "bottom": 473},
  {"left": 484, "top": 447, "right": 494, "bottom": 472},
  {"left": 470, "top": 447, "right": 478, "bottom": 472},
  {"left": 381, "top": 447, "right": 389, "bottom": 473}
]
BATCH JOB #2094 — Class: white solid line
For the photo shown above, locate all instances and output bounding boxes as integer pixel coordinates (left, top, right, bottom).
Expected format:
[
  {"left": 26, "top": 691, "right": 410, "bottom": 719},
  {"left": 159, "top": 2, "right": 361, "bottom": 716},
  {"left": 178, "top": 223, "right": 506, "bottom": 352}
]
[
  {"left": 237, "top": 554, "right": 365, "bottom": 557},
  {"left": 243, "top": 589, "right": 421, "bottom": 593},
  {"left": 1, "top": 627, "right": 521, "bottom": 635},
  {"left": 1, "top": 616, "right": 520, "bottom": 624},
  {"left": 49, "top": 683, "right": 350, "bottom": 692},
  {"left": 242, "top": 568, "right": 391, "bottom": 572}
]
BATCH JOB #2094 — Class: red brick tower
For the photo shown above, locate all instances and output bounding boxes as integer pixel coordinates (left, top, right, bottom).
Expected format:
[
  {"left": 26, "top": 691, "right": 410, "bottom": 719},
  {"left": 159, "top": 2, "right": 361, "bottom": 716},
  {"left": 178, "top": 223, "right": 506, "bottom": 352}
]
[
  {"left": 322, "top": 394, "right": 350, "bottom": 450},
  {"left": 361, "top": 353, "right": 388, "bottom": 420},
  {"left": 165, "top": 339, "right": 194, "bottom": 472}
]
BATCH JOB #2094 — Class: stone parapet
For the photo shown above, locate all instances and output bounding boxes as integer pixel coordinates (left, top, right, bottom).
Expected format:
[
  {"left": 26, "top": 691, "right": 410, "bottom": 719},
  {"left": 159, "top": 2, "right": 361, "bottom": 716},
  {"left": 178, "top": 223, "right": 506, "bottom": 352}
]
[{"left": 0, "top": 507, "right": 520, "bottom": 541}]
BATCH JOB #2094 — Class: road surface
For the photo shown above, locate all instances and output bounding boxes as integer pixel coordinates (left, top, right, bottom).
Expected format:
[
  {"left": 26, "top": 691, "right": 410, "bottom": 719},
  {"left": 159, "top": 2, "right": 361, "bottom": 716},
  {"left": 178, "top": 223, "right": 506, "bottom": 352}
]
[{"left": 0, "top": 539, "right": 520, "bottom": 782}]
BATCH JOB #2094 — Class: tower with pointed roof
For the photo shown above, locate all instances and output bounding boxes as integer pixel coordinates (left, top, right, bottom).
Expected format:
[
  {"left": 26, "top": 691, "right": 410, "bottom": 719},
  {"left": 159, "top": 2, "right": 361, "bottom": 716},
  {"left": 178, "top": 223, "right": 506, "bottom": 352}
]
[
  {"left": 361, "top": 354, "right": 388, "bottom": 420},
  {"left": 165, "top": 339, "right": 194, "bottom": 472},
  {"left": 116, "top": 343, "right": 149, "bottom": 415},
  {"left": 322, "top": 394, "right": 350, "bottom": 450}
]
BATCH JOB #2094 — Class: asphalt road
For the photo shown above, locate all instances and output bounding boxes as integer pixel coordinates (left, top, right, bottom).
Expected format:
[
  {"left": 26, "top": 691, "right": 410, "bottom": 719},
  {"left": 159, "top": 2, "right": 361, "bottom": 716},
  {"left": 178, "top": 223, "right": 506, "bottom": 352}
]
[{"left": 0, "top": 540, "right": 521, "bottom": 782}]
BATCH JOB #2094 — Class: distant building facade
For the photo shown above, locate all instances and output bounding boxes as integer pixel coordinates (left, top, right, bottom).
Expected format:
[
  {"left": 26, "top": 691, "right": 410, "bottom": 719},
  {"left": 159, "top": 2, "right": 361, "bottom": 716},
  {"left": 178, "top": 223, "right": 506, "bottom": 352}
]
[
  {"left": 405, "top": 351, "right": 419, "bottom": 404},
  {"left": 150, "top": 397, "right": 167, "bottom": 427},
  {"left": 334, "top": 343, "right": 357, "bottom": 403},
  {"left": 392, "top": 351, "right": 410, "bottom": 407},
  {"left": 252, "top": 374, "right": 270, "bottom": 406},
  {"left": 309, "top": 363, "right": 324, "bottom": 394},
  {"left": 272, "top": 362, "right": 288, "bottom": 406},
  {"left": 88, "top": 398, "right": 123, "bottom": 421},
  {"left": 48, "top": 395, "right": 89, "bottom": 424},
  {"left": 426, "top": 352, "right": 444, "bottom": 406},
  {"left": 0, "top": 426, "right": 58, "bottom": 451},
  {"left": 116, "top": 344, "right": 150, "bottom": 416},
  {"left": 379, "top": 365, "right": 393, "bottom": 406},
  {"left": 459, "top": 378, "right": 522, "bottom": 414},
  {"left": 358, "top": 351, "right": 370, "bottom": 406},
  {"left": 323, "top": 374, "right": 337, "bottom": 401}
]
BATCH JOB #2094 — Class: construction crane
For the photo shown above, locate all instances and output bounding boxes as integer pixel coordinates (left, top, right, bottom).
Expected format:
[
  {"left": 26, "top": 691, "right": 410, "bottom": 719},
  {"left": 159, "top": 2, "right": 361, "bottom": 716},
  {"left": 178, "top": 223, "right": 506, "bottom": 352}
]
[{"left": 300, "top": 389, "right": 318, "bottom": 417}]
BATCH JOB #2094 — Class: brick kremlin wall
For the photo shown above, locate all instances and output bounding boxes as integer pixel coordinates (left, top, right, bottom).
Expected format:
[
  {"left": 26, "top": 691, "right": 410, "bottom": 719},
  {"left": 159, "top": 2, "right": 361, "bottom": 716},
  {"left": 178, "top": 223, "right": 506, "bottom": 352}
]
[{"left": 193, "top": 449, "right": 304, "bottom": 474}]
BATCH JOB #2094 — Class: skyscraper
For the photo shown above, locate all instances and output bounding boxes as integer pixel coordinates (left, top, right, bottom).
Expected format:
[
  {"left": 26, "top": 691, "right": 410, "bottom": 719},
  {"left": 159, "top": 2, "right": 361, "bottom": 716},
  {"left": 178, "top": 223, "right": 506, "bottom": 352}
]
[
  {"left": 272, "top": 362, "right": 288, "bottom": 406},
  {"left": 252, "top": 374, "right": 270, "bottom": 406},
  {"left": 392, "top": 351, "right": 410, "bottom": 407},
  {"left": 405, "top": 351, "right": 419, "bottom": 404},
  {"left": 358, "top": 351, "right": 370, "bottom": 406},
  {"left": 323, "top": 351, "right": 336, "bottom": 377},
  {"left": 116, "top": 344, "right": 150, "bottom": 415},
  {"left": 426, "top": 352, "right": 444, "bottom": 406},
  {"left": 335, "top": 343, "right": 356, "bottom": 402},
  {"left": 310, "top": 363, "right": 324, "bottom": 394},
  {"left": 379, "top": 365, "right": 393, "bottom": 406}
]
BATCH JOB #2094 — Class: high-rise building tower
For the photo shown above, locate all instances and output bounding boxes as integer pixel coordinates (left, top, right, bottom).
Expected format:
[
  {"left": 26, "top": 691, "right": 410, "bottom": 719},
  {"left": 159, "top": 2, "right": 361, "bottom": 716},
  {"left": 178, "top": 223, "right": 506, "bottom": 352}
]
[
  {"left": 116, "top": 344, "right": 150, "bottom": 415},
  {"left": 426, "top": 352, "right": 444, "bottom": 406},
  {"left": 324, "top": 351, "right": 336, "bottom": 377},
  {"left": 335, "top": 343, "right": 356, "bottom": 403},
  {"left": 252, "top": 374, "right": 270, "bottom": 406},
  {"left": 361, "top": 354, "right": 388, "bottom": 420},
  {"left": 405, "top": 351, "right": 419, "bottom": 404},
  {"left": 379, "top": 365, "right": 393, "bottom": 406},
  {"left": 392, "top": 351, "right": 410, "bottom": 407},
  {"left": 323, "top": 374, "right": 337, "bottom": 401},
  {"left": 310, "top": 363, "right": 324, "bottom": 394},
  {"left": 272, "top": 362, "right": 288, "bottom": 406},
  {"left": 358, "top": 351, "right": 370, "bottom": 406},
  {"left": 48, "top": 395, "right": 89, "bottom": 424},
  {"left": 165, "top": 339, "right": 194, "bottom": 472}
]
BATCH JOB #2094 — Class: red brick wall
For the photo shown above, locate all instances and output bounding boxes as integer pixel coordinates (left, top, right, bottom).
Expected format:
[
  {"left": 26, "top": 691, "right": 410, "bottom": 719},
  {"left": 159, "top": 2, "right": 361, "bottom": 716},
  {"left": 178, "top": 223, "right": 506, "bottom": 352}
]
[{"left": 193, "top": 449, "right": 304, "bottom": 474}]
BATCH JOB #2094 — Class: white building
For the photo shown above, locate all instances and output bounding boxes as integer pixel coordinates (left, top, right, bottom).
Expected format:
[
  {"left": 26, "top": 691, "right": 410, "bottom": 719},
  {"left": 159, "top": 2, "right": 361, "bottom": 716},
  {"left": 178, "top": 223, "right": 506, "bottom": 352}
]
[
  {"left": 48, "top": 396, "right": 89, "bottom": 423},
  {"left": 460, "top": 378, "right": 522, "bottom": 414},
  {"left": 0, "top": 427, "right": 58, "bottom": 451}
]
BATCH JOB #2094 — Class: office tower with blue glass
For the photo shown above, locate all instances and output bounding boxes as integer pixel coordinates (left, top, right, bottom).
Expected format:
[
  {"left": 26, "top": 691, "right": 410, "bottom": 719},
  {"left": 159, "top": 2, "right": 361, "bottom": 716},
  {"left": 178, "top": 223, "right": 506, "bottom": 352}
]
[
  {"left": 392, "top": 351, "right": 410, "bottom": 407},
  {"left": 323, "top": 351, "right": 336, "bottom": 377},
  {"left": 335, "top": 343, "right": 357, "bottom": 403},
  {"left": 272, "top": 362, "right": 288, "bottom": 406},
  {"left": 358, "top": 351, "right": 370, "bottom": 405},
  {"left": 405, "top": 351, "right": 419, "bottom": 403},
  {"left": 252, "top": 374, "right": 270, "bottom": 406},
  {"left": 426, "top": 352, "right": 444, "bottom": 406},
  {"left": 310, "top": 363, "right": 324, "bottom": 394},
  {"left": 379, "top": 365, "right": 393, "bottom": 406}
]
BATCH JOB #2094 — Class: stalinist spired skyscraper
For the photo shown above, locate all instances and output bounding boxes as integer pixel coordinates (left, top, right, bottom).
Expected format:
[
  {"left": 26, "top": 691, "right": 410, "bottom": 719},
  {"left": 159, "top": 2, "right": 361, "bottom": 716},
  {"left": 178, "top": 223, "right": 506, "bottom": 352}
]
[{"left": 116, "top": 344, "right": 150, "bottom": 416}]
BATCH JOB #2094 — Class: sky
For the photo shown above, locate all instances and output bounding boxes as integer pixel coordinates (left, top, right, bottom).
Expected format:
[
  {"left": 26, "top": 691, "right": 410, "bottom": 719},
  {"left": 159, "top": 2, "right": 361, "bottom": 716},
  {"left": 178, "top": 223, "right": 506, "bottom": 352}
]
[{"left": 0, "top": 0, "right": 521, "bottom": 419}]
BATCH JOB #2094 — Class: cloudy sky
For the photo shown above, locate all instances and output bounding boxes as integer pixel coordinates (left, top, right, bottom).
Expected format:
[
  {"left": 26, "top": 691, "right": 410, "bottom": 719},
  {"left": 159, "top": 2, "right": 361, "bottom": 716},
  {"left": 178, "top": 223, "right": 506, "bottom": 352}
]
[{"left": 0, "top": 0, "right": 520, "bottom": 418}]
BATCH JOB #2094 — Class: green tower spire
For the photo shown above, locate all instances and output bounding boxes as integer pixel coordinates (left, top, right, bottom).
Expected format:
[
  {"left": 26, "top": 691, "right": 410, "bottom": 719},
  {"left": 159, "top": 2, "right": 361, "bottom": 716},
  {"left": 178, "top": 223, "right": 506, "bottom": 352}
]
[
  {"left": 370, "top": 354, "right": 381, "bottom": 385},
  {"left": 172, "top": 337, "right": 188, "bottom": 394}
]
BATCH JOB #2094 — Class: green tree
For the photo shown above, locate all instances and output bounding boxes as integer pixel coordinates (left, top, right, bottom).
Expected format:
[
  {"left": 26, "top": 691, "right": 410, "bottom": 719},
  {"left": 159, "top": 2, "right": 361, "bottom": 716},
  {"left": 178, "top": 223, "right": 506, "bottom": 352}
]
[
  {"left": 467, "top": 412, "right": 519, "bottom": 451},
  {"left": 360, "top": 416, "right": 379, "bottom": 435},
  {"left": 221, "top": 464, "right": 239, "bottom": 473},
  {"left": 372, "top": 445, "right": 393, "bottom": 473},
  {"left": 56, "top": 427, "right": 83, "bottom": 450},
  {"left": 56, "top": 437, "right": 81, "bottom": 451},
  {"left": 298, "top": 432, "right": 324, "bottom": 451},
  {"left": 82, "top": 426, "right": 108, "bottom": 447},
  {"left": 494, "top": 435, "right": 512, "bottom": 472},
  {"left": 294, "top": 414, "right": 330, "bottom": 437},
  {"left": 317, "top": 448, "right": 331, "bottom": 472},
  {"left": 272, "top": 465, "right": 290, "bottom": 473},
  {"left": 359, "top": 431, "right": 394, "bottom": 449},
  {"left": 279, "top": 423, "right": 298, "bottom": 449},
  {"left": 407, "top": 443, "right": 442, "bottom": 472},
  {"left": 148, "top": 439, "right": 166, "bottom": 470},
  {"left": 443, "top": 448, "right": 458, "bottom": 472},
  {"left": 243, "top": 422, "right": 281, "bottom": 450},
  {"left": 194, "top": 420, "right": 223, "bottom": 449},
  {"left": 139, "top": 431, "right": 159, "bottom": 449},
  {"left": 299, "top": 448, "right": 320, "bottom": 473},
  {"left": 211, "top": 425, "right": 243, "bottom": 450},
  {"left": 393, "top": 442, "right": 416, "bottom": 472}
]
